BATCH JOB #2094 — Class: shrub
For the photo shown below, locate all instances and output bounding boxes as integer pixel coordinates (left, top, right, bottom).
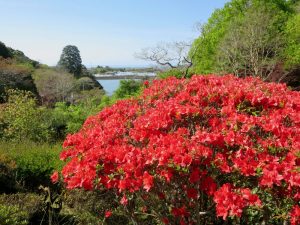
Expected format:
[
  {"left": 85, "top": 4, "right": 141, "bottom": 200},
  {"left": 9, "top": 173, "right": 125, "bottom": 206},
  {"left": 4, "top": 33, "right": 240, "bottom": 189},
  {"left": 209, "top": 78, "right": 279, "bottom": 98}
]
[
  {"left": 0, "top": 193, "right": 44, "bottom": 224},
  {"left": 61, "top": 189, "right": 122, "bottom": 225},
  {"left": 157, "top": 68, "right": 192, "bottom": 79},
  {"left": 0, "top": 204, "right": 28, "bottom": 225},
  {"left": 1, "top": 89, "right": 52, "bottom": 142},
  {"left": 59, "top": 75, "right": 300, "bottom": 224},
  {"left": 8, "top": 48, "right": 39, "bottom": 67},
  {"left": 0, "top": 141, "right": 62, "bottom": 190},
  {"left": 72, "top": 88, "right": 104, "bottom": 107},
  {"left": 112, "top": 79, "right": 142, "bottom": 99},
  {"left": 51, "top": 102, "right": 98, "bottom": 137}
]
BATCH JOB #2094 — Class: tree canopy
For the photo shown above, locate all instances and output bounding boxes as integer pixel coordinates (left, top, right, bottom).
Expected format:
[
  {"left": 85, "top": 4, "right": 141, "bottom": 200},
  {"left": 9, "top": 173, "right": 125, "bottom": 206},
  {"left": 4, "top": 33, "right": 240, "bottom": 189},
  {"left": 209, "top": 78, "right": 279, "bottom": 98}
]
[
  {"left": 190, "top": 0, "right": 298, "bottom": 78},
  {"left": 284, "top": 12, "right": 300, "bottom": 69},
  {"left": 57, "top": 45, "right": 82, "bottom": 77}
]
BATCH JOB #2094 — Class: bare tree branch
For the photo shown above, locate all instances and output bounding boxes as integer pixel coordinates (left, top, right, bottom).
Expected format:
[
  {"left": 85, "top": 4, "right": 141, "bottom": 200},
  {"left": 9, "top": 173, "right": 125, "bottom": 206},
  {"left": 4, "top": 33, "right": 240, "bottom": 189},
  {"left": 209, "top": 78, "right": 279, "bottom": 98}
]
[{"left": 135, "top": 41, "right": 194, "bottom": 78}]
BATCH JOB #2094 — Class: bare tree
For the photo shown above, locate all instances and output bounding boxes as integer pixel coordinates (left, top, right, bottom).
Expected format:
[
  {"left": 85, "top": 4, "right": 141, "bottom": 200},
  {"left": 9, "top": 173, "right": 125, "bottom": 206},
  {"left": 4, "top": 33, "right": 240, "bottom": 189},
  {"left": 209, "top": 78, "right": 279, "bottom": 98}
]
[
  {"left": 216, "top": 6, "right": 284, "bottom": 80},
  {"left": 33, "top": 68, "right": 76, "bottom": 105},
  {"left": 135, "top": 41, "right": 195, "bottom": 77}
]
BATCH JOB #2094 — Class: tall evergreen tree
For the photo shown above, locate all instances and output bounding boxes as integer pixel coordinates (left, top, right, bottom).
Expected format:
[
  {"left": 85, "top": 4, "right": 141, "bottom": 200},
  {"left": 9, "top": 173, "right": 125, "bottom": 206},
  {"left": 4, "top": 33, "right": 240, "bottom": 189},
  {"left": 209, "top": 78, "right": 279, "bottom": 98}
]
[{"left": 57, "top": 45, "right": 82, "bottom": 77}]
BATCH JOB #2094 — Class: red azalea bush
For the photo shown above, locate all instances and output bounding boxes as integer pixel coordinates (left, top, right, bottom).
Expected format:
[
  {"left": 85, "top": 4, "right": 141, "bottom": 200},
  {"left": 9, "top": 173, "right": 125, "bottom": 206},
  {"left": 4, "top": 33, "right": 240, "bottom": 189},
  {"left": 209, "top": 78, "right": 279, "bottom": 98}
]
[{"left": 58, "top": 75, "right": 300, "bottom": 224}]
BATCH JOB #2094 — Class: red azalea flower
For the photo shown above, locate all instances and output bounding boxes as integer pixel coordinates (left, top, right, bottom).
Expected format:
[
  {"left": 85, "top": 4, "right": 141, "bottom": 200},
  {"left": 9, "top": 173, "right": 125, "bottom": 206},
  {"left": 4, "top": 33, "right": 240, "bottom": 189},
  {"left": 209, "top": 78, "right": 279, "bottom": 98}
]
[
  {"left": 50, "top": 171, "right": 59, "bottom": 183},
  {"left": 120, "top": 195, "right": 128, "bottom": 205},
  {"left": 105, "top": 210, "right": 112, "bottom": 218},
  {"left": 290, "top": 205, "right": 300, "bottom": 225},
  {"left": 58, "top": 74, "right": 300, "bottom": 222},
  {"left": 143, "top": 171, "right": 154, "bottom": 191}
]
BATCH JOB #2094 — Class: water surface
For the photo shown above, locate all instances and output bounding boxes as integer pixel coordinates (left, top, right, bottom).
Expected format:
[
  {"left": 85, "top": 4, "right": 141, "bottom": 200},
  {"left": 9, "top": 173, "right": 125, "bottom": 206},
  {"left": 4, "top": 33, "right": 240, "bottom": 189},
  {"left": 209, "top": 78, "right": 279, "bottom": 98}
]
[{"left": 97, "top": 79, "right": 121, "bottom": 96}]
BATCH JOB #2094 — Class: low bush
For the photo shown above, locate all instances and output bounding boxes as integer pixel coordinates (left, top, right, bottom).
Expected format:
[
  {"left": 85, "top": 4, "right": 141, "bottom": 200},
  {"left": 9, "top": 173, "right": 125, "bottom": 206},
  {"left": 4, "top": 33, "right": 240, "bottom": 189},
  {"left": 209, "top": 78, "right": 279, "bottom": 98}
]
[
  {"left": 0, "top": 89, "right": 52, "bottom": 142},
  {"left": 59, "top": 75, "right": 300, "bottom": 224},
  {"left": 157, "top": 68, "right": 193, "bottom": 79},
  {"left": 0, "top": 193, "right": 44, "bottom": 225},
  {"left": 61, "top": 189, "right": 118, "bottom": 225},
  {"left": 0, "top": 204, "right": 28, "bottom": 225},
  {"left": 112, "top": 79, "right": 142, "bottom": 100},
  {"left": 0, "top": 141, "right": 62, "bottom": 190},
  {"left": 51, "top": 101, "right": 101, "bottom": 137}
]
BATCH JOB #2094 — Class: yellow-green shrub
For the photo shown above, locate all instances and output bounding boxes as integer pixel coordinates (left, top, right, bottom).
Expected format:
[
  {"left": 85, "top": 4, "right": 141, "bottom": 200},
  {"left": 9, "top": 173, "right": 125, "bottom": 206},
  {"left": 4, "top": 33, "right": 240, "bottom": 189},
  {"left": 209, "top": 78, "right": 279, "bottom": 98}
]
[{"left": 0, "top": 141, "right": 62, "bottom": 191}]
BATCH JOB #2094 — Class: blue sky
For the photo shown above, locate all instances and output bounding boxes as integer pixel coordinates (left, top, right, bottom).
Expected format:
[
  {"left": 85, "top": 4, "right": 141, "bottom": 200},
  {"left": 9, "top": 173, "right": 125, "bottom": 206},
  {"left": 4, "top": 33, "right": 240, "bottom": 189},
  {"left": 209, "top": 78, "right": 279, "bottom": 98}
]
[{"left": 0, "top": 0, "right": 229, "bottom": 67}]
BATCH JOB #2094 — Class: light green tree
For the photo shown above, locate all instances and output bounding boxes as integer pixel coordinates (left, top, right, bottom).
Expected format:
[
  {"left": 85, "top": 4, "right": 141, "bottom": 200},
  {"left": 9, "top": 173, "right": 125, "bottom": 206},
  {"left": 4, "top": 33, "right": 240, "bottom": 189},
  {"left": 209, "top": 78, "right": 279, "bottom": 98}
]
[
  {"left": 190, "top": 0, "right": 295, "bottom": 74},
  {"left": 284, "top": 13, "right": 300, "bottom": 69}
]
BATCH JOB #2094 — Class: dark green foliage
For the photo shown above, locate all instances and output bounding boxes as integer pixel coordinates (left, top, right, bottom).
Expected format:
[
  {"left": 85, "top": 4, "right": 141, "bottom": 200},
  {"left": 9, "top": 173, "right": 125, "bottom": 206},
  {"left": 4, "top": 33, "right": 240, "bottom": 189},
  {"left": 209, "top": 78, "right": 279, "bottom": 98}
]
[
  {"left": 0, "top": 41, "right": 39, "bottom": 67},
  {"left": 87, "top": 74, "right": 103, "bottom": 90},
  {"left": 113, "top": 79, "right": 142, "bottom": 99},
  {"left": 0, "top": 153, "right": 17, "bottom": 193},
  {"left": 57, "top": 45, "right": 82, "bottom": 77},
  {"left": 0, "top": 42, "right": 12, "bottom": 58},
  {"left": 13, "top": 150, "right": 58, "bottom": 190},
  {"left": 8, "top": 48, "right": 39, "bottom": 68},
  {"left": 48, "top": 89, "right": 105, "bottom": 139}
]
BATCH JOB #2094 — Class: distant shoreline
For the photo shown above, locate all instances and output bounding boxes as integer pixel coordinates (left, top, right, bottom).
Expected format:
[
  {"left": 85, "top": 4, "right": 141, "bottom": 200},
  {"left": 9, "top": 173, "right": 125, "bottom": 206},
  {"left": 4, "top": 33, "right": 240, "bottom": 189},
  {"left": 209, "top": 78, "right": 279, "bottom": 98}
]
[
  {"left": 94, "top": 74, "right": 156, "bottom": 80},
  {"left": 94, "top": 71, "right": 156, "bottom": 80}
]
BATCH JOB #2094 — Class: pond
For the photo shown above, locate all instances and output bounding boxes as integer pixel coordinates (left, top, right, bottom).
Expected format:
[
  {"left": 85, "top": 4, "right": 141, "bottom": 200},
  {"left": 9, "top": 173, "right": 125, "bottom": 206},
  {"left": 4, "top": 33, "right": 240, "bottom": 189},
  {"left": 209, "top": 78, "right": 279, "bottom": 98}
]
[
  {"left": 95, "top": 71, "right": 156, "bottom": 96},
  {"left": 97, "top": 79, "right": 122, "bottom": 96}
]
